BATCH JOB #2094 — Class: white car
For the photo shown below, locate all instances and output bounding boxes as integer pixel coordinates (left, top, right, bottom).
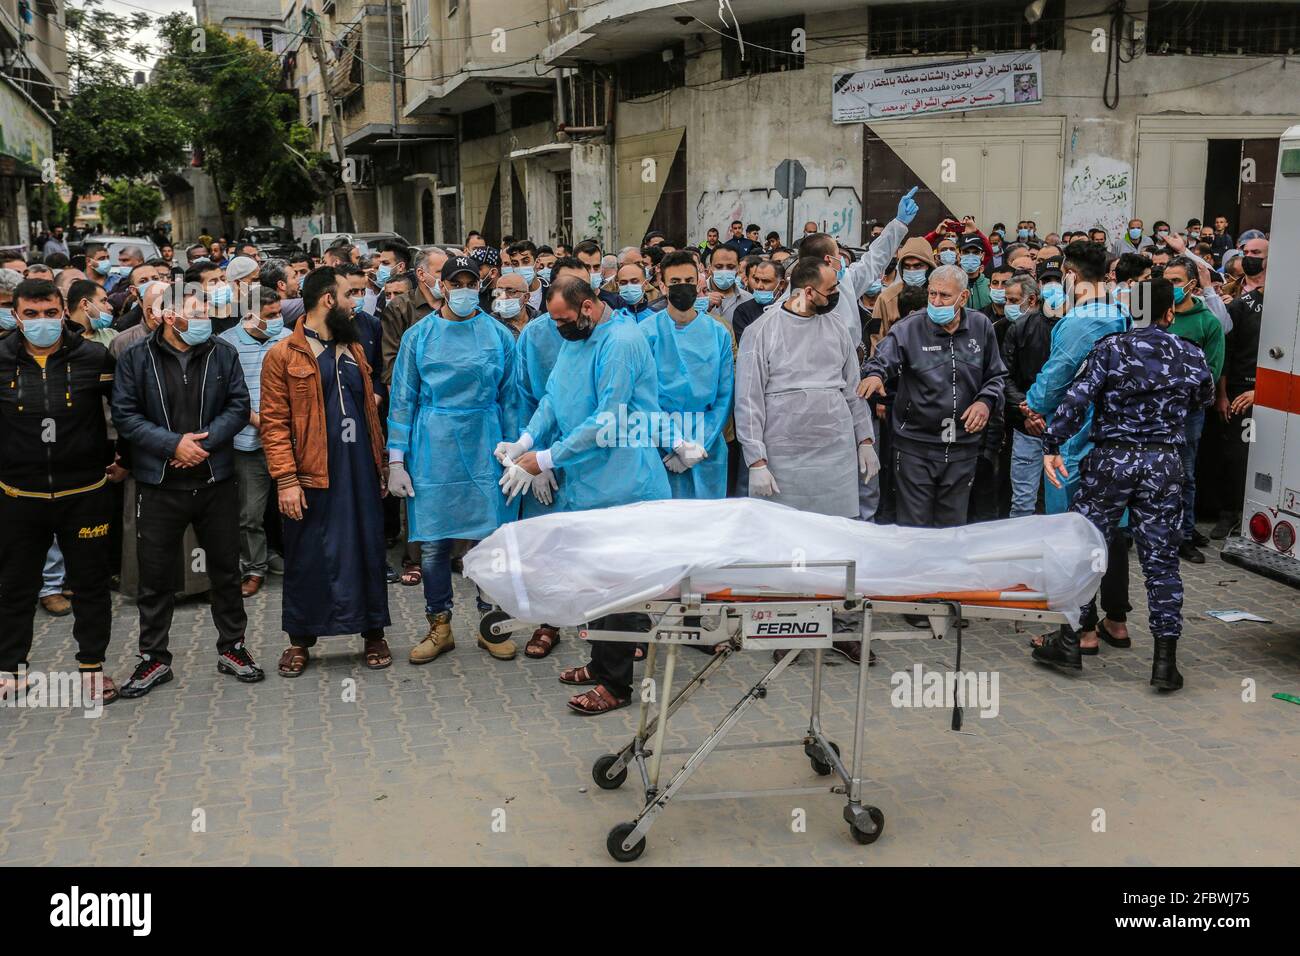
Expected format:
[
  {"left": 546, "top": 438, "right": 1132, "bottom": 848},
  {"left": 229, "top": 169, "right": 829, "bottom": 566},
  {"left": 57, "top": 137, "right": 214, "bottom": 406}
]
[{"left": 307, "top": 231, "right": 410, "bottom": 260}]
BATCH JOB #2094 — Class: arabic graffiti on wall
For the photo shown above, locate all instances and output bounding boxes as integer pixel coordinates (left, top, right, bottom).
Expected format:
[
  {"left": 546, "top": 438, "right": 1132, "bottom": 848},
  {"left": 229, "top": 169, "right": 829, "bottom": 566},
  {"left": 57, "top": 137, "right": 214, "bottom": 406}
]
[
  {"left": 694, "top": 186, "right": 862, "bottom": 243},
  {"left": 832, "top": 51, "right": 1043, "bottom": 123},
  {"left": 1061, "top": 155, "right": 1132, "bottom": 240}
]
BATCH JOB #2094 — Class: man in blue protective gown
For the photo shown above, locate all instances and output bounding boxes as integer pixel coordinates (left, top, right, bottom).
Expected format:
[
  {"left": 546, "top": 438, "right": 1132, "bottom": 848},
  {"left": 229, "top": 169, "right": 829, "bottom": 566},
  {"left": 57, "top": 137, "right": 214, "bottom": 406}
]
[
  {"left": 497, "top": 276, "right": 670, "bottom": 715},
  {"left": 386, "top": 255, "right": 519, "bottom": 665},
  {"left": 638, "top": 249, "right": 734, "bottom": 500}
]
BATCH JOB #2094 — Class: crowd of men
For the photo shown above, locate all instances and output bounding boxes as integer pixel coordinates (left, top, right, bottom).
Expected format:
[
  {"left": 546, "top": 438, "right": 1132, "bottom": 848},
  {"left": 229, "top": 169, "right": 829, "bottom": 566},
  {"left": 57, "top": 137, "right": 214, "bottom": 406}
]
[{"left": 0, "top": 197, "right": 1268, "bottom": 708}]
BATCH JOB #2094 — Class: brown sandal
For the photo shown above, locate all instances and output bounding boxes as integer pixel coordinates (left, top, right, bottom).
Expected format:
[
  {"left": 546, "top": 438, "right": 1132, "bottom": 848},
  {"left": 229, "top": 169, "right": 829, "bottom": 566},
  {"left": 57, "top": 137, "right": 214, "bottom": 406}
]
[
  {"left": 567, "top": 684, "right": 630, "bottom": 715},
  {"left": 278, "top": 646, "right": 309, "bottom": 677},
  {"left": 559, "top": 664, "right": 598, "bottom": 686},
  {"left": 364, "top": 638, "right": 393, "bottom": 670},
  {"left": 525, "top": 626, "right": 560, "bottom": 659}
]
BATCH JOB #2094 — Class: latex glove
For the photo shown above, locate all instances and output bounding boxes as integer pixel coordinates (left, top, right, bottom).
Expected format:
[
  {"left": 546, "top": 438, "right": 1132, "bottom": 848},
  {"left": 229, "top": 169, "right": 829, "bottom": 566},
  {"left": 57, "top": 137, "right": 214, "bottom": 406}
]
[
  {"left": 663, "top": 452, "right": 689, "bottom": 474},
  {"left": 531, "top": 468, "right": 558, "bottom": 505},
  {"left": 494, "top": 437, "right": 530, "bottom": 465},
  {"left": 675, "top": 441, "right": 708, "bottom": 468},
  {"left": 499, "top": 461, "right": 533, "bottom": 503},
  {"left": 388, "top": 461, "right": 415, "bottom": 498},
  {"left": 858, "top": 442, "right": 880, "bottom": 482},
  {"left": 896, "top": 186, "right": 919, "bottom": 225},
  {"left": 749, "top": 465, "right": 780, "bottom": 497}
]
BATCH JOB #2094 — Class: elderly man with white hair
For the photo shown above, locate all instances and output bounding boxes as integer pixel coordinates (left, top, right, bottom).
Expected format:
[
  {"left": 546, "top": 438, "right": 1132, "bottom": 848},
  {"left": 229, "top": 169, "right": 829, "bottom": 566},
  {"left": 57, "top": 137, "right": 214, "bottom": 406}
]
[{"left": 860, "top": 263, "right": 1007, "bottom": 529}]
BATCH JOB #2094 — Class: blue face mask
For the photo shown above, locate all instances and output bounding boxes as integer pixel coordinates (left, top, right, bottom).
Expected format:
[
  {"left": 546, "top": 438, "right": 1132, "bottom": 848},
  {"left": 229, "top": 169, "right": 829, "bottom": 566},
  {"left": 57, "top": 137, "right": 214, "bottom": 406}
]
[
  {"left": 493, "top": 297, "right": 522, "bottom": 319},
  {"left": 926, "top": 303, "right": 956, "bottom": 325},
  {"left": 1128, "top": 228, "right": 1142, "bottom": 241},
  {"left": 517, "top": 266, "right": 535, "bottom": 286},
  {"left": 20, "top": 318, "right": 62, "bottom": 347},
  {"left": 93, "top": 259, "right": 112, "bottom": 276},
  {"left": 865, "top": 280, "right": 883, "bottom": 296},
  {"left": 1042, "top": 284, "right": 1066, "bottom": 310},
  {"left": 989, "top": 288, "right": 1006, "bottom": 304},
  {"left": 1004, "top": 303, "right": 1022, "bottom": 321},
  {"left": 376, "top": 264, "right": 393, "bottom": 286},
  {"left": 752, "top": 289, "right": 775, "bottom": 305},
  {"left": 109, "top": 265, "right": 131, "bottom": 278},
  {"left": 938, "top": 250, "right": 957, "bottom": 266},
  {"left": 500, "top": 266, "right": 515, "bottom": 276},
  {"left": 619, "top": 285, "right": 645, "bottom": 306},
  {"left": 589, "top": 271, "right": 603, "bottom": 291},
  {"left": 712, "top": 269, "right": 736, "bottom": 290},
  {"left": 1017, "top": 228, "right": 1030, "bottom": 240},
  {"left": 90, "top": 310, "right": 114, "bottom": 331},
  {"left": 902, "top": 268, "right": 928, "bottom": 287},
  {"left": 448, "top": 287, "right": 479, "bottom": 317},
  {"left": 693, "top": 295, "right": 709, "bottom": 314},
  {"left": 178, "top": 317, "right": 213, "bottom": 346},
  {"left": 209, "top": 284, "right": 232, "bottom": 307},
  {"left": 352, "top": 296, "right": 366, "bottom": 315},
  {"left": 644, "top": 266, "right": 654, "bottom": 282},
  {"left": 1172, "top": 285, "right": 1187, "bottom": 305},
  {"left": 538, "top": 267, "right": 552, "bottom": 283},
  {"left": 261, "top": 317, "right": 285, "bottom": 338},
  {"left": 960, "top": 254, "right": 982, "bottom": 273},
  {"left": 836, "top": 261, "right": 847, "bottom": 281},
  {"left": 0, "top": 307, "right": 15, "bottom": 330}
]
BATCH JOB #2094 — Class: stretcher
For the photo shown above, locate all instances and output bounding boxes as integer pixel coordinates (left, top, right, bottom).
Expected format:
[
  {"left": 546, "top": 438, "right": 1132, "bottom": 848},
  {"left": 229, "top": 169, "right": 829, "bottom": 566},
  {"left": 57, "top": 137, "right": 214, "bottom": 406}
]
[{"left": 479, "top": 559, "right": 1069, "bottom": 862}]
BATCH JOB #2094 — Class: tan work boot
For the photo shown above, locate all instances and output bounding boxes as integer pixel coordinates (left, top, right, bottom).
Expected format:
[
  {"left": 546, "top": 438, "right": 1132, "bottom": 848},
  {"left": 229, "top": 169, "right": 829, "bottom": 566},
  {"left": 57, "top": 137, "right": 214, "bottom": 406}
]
[
  {"left": 477, "top": 627, "right": 517, "bottom": 661},
  {"left": 409, "top": 612, "right": 455, "bottom": 665}
]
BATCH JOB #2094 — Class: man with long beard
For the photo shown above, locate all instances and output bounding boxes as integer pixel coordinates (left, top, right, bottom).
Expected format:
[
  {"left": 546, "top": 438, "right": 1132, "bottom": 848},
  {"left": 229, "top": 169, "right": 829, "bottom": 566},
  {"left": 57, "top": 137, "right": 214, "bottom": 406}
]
[{"left": 260, "top": 267, "right": 392, "bottom": 676}]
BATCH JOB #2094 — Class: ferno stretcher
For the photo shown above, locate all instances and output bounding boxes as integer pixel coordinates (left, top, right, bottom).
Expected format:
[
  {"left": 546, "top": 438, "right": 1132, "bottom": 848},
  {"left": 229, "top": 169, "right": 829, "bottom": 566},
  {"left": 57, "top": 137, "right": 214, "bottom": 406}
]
[{"left": 480, "top": 559, "right": 1069, "bottom": 862}]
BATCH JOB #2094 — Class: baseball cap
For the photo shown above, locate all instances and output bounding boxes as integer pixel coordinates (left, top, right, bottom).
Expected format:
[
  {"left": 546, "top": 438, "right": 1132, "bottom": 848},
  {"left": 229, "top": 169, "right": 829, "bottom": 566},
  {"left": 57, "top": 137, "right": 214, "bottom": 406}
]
[
  {"left": 1036, "top": 258, "right": 1064, "bottom": 284},
  {"left": 469, "top": 246, "right": 500, "bottom": 268},
  {"left": 958, "top": 234, "right": 984, "bottom": 253},
  {"left": 441, "top": 255, "right": 480, "bottom": 282}
]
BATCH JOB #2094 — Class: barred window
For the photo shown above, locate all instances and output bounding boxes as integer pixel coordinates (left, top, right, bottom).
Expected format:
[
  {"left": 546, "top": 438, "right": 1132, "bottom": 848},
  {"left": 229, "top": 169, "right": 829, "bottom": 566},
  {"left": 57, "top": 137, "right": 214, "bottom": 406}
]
[
  {"left": 616, "top": 44, "right": 685, "bottom": 100},
  {"left": 721, "top": 15, "right": 804, "bottom": 79},
  {"left": 1146, "top": 1, "right": 1300, "bottom": 56},
  {"left": 867, "top": 0, "right": 1064, "bottom": 58}
]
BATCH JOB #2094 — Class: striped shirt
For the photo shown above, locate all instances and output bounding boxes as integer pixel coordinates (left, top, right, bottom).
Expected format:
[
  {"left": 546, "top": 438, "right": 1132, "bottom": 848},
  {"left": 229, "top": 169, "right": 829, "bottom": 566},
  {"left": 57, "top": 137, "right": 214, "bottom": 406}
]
[{"left": 219, "top": 323, "right": 289, "bottom": 451}]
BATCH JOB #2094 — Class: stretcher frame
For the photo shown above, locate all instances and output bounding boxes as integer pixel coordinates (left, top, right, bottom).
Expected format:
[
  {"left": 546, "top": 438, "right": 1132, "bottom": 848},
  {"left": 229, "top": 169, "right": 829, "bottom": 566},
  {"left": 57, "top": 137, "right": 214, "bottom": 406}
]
[{"left": 483, "top": 559, "right": 1069, "bottom": 861}]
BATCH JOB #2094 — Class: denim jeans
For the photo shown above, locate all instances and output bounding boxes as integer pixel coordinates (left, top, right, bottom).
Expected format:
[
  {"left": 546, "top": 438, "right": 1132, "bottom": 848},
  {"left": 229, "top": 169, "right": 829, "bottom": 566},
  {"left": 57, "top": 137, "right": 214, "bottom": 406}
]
[
  {"left": 234, "top": 449, "right": 273, "bottom": 578},
  {"left": 40, "top": 538, "right": 65, "bottom": 598},
  {"left": 1180, "top": 408, "right": 1204, "bottom": 536},
  {"left": 1009, "top": 429, "right": 1044, "bottom": 518},
  {"left": 420, "top": 539, "right": 493, "bottom": 615}
]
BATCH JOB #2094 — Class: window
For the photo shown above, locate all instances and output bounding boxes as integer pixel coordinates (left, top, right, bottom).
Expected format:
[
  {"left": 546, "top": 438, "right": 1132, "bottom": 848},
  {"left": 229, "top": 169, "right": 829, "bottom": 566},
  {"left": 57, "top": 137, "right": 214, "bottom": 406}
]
[
  {"left": 408, "top": 0, "right": 429, "bottom": 45},
  {"left": 616, "top": 44, "right": 685, "bottom": 100},
  {"left": 867, "top": 0, "right": 1064, "bottom": 58},
  {"left": 1146, "top": 1, "right": 1300, "bottom": 57},
  {"left": 447, "top": 0, "right": 458, "bottom": 16},
  {"left": 462, "top": 104, "right": 497, "bottom": 141},
  {"left": 510, "top": 91, "right": 555, "bottom": 129},
  {"left": 721, "top": 15, "right": 804, "bottom": 79},
  {"left": 566, "top": 70, "right": 609, "bottom": 128}
]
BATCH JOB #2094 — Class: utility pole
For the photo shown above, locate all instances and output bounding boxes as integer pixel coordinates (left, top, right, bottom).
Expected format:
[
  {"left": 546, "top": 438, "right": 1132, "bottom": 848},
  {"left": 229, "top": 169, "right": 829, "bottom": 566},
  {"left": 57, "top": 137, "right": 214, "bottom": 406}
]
[{"left": 306, "top": 7, "right": 359, "bottom": 231}]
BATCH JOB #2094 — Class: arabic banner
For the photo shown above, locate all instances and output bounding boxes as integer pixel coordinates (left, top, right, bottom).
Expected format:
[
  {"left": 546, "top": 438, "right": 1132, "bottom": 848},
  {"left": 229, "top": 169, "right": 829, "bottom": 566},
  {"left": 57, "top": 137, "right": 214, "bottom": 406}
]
[{"left": 832, "top": 52, "right": 1043, "bottom": 123}]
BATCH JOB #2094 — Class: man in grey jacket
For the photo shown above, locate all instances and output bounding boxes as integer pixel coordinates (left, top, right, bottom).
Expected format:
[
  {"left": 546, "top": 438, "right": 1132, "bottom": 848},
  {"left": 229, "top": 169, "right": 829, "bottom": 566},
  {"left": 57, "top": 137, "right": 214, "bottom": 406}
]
[{"left": 860, "top": 264, "right": 1007, "bottom": 529}]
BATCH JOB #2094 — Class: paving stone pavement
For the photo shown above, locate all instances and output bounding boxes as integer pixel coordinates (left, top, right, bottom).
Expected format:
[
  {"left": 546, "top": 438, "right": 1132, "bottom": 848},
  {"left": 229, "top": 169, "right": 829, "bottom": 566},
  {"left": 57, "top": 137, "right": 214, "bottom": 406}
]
[{"left": 2, "top": 529, "right": 1298, "bottom": 867}]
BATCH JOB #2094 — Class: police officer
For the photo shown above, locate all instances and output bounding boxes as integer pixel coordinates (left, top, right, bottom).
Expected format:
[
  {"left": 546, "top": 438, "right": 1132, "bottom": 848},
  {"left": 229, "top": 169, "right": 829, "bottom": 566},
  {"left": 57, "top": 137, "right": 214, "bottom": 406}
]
[{"left": 1033, "top": 277, "right": 1214, "bottom": 692}]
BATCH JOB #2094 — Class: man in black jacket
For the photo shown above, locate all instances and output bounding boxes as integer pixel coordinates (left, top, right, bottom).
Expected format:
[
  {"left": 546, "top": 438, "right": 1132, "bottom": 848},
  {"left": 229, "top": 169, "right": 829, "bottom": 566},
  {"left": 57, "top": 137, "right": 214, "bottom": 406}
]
[
  {"left": 860, "top": 264, "right": 1007, "bottom": 529},
  {"left": 112, "top": 290, "right": 260, "bottom": 699},
  {"left": 999, "top": 272, "right": 1052, "bottom": 518},
  {"left": 0, "top": 279, "right": 119, "bottom": 706}
]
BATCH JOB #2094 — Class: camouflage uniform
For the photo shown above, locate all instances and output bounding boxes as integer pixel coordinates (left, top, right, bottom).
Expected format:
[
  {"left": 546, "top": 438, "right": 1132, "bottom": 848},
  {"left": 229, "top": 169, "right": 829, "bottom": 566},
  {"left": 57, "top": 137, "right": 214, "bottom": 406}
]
[{"left": 1042, "top": 325, "right": 1214, "bottom": 640}]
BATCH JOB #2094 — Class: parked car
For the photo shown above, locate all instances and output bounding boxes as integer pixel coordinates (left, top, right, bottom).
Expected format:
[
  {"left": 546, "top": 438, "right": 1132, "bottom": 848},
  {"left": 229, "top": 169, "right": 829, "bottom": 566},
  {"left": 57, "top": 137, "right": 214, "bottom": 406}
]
[
  {"left": 237, "top": 226, "right": 299, "bottom": 260},
  {"left": 307, "top": 231, "right": 410, "bottom": 261},
  {"left": 69, "top": 235, "right": 162, "bottom": 263}
]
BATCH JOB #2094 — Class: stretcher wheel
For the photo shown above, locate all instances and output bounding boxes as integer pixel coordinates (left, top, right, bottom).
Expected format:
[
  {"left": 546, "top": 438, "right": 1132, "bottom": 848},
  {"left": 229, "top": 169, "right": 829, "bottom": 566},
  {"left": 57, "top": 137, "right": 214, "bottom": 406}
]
[
  {"left": 478, "top": 609, "right": 511, "bottom": 644},
  {"left": 592, "top": 754, "right": 627, "bottom": 790},
  {"left": 606, "top": 822, "right": 646, "bottom": 862},
  {"left": 809, "top": 741, "right": 841, "bottom": 777},
  {"left": 849, "top": 806, "right": 885, "bottom": 845}
]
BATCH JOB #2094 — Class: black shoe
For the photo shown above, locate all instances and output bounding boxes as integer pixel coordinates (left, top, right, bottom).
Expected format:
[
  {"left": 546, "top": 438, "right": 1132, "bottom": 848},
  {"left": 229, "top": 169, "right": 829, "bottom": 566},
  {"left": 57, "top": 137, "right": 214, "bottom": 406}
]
[
  {"left": 1210, "top": 513, "right": 1239, "bottom": 540},
  {"left": 1190, "top": 528, "right": 1210, "bottom": 547},
  {"left": 1150, "top": 636, "right": 1183, "bottom": 692},
  {"left": 385, "top": 563, "right": 401, "bottom": 585},
  {"left": 1031, "top": 624, "right": 1083, "bottom": 671},
  {"left": 1178, "top": 541, "right": 1206, "bottom": 564},
  {"left": 1096, "top": 618, "right": 1132, "bottom": 649},
  {"left": 119, "top": 656, "right": 174, "bottom": 699},
  {"left": 830, "top": 641, "right": 878, "bottom": 666},
  {"left": 217, "top": 642, "right": 265, "bottom": 683}
]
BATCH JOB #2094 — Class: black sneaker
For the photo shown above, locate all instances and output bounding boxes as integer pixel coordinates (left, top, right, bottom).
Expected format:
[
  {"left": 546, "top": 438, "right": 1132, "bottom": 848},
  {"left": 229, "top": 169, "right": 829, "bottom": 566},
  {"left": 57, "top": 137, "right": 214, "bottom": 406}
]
[
  {"left": 1190, "top": 528, "right": 1210, "bottom": 548},
  {"left": 1178, "top": 541, "right": 1206, "bottom": 564},
  {"left": 217, "top": 642, "right": 265, "bottom": 683},
  {"left": 119, "top": 657, "right": 174, "bottom": 699}
]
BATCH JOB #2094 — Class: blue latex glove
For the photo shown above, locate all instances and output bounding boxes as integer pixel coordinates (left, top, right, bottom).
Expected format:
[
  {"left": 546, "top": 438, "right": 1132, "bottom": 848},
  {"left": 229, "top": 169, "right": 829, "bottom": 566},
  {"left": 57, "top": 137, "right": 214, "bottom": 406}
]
[{"left": 897, "top": 186, "right": 919, "bottom": 225}]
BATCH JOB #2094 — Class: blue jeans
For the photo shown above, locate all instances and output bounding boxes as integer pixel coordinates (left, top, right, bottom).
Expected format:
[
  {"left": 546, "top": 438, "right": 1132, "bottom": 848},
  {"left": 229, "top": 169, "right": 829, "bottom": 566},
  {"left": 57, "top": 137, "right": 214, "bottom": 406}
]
[
  {"left": 1180, "top": 408, "right": 1204, "bottom": 536},
  {"left": 1009, "top": 429, "right": 1043, "bottom": 518},
  {"left": 420, "top": 539, "right": 492, "bottom": 615},
  {"left": 40, "top": 539, "right": 64, "bottom": 598}
]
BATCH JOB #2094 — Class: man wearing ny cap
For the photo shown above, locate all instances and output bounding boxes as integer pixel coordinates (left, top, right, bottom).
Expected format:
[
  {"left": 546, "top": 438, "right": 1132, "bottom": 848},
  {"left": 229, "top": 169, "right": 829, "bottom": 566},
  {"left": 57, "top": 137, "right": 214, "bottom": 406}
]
[
  {"left": 958, "top": 233, "right": 992, "bottom": 311},
  {"left": 469, "top": 246, "right": 502, "bottom": 315}
]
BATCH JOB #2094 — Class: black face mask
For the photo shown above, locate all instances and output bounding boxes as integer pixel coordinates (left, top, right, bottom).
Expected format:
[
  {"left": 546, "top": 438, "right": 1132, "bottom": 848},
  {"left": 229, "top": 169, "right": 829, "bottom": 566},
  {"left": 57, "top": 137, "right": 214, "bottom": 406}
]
[
  {"left": 324, "top": 303, "right": 360, "bottom": 344},
  {"left": 666, "top": 284, "right": 697, "bottom": 311},
  {"left": 1241, "top": 255, "right": 1265, "bottom": 277},
  {"left": 557, "top": 313, "right": 594, "bottom": 341},
  {"left": 814, "top": 290, "right": 840, "bottom": 315}
]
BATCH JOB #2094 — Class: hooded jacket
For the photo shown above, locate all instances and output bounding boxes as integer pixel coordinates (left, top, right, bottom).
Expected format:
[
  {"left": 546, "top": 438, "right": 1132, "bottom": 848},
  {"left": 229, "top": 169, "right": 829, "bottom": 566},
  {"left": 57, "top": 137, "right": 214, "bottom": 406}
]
[
  {"left": 869, "top": 236, "right": 937, "bottom": 354},
  {"left": 1167, "top": 295, "right": 1225, "bottom": 379}
]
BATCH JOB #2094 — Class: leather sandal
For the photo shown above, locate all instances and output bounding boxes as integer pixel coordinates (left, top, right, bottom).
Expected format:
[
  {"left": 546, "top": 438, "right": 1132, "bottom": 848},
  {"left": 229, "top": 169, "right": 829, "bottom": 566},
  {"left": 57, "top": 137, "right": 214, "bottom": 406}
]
[
  {"left": 558, "top": 664, "right": 598, "bottom": 686},
  {"left": 567, "top": 684, "right": 630, "bottom": 715},
  {"left": 525, "top": 626, "right": 560, "bottom": 659},
  {"left": 278, "top": 646, "right": 309, "bottom": 678},
  {"left": 363, "top": 638, "right": 393, "bottom": 670},
  {"left": 1097, "top": 619, "right": 1132, "bottom": 648}
]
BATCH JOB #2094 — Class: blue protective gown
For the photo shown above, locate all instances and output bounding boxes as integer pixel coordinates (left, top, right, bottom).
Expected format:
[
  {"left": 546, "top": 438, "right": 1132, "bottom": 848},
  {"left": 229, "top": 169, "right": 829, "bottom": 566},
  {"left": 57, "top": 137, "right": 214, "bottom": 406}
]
[
  {"left": 1025, "top": 298, "right": 1129, "bottom": 513},
  {"left": 514, "top": 311, "right": 567, "bottom": 518},
  {"left": 387, "top": 308, "right": 518, "bottom": 541},
  {"left": 525, "top": 311, "right": 671, "bottom": 511},
  {"left": 637, "top": 308, "right": 734, "bottom": 499}
]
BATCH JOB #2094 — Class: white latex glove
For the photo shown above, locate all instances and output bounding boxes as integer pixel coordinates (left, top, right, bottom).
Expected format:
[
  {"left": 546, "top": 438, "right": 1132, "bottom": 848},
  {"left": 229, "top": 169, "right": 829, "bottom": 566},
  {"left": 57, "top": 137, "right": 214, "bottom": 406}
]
[
  {"left": 531, "top": 468, "right": 558, "bottom": 505},
  {"left": 663, "top": 452, "right": 689, "bottom": 474},
  {"left": 675, "top": 441, "right": 708, "bottom": 468},
  {"left": 499, "top": 462, "right": 533, "bottom": 503},
  {"left": 387, "top": 460, "right": 415, "bottom": 498},
  {"left": 858, "top": 442, "right": 880, "bottom": 482},
  {"left": 749, "top": 464, "right": 780, "bottom": 497},
  {"left": 494, "top": 436, "right": 530, "bottom": 465}
]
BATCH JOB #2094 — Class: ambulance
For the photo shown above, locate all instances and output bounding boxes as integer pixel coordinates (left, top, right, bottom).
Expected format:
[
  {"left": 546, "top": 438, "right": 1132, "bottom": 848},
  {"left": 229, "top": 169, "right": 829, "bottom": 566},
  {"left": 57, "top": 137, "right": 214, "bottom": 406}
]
[{"left": 1221, "top": 124, "right": 1300, "bottom": 588}]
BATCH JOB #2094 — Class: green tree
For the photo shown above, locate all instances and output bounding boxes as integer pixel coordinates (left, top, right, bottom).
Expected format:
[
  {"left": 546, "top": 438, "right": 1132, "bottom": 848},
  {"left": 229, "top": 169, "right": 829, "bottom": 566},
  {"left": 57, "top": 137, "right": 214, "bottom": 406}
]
[
  {"left": 152, "top": 14, "right": 332, "bottom": 230},
  {"left": 55, "top": 2, "right": 190, "bottom": 227},
  {"left": 99, "top": 180, "right": 163, "bottom": 231}
]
